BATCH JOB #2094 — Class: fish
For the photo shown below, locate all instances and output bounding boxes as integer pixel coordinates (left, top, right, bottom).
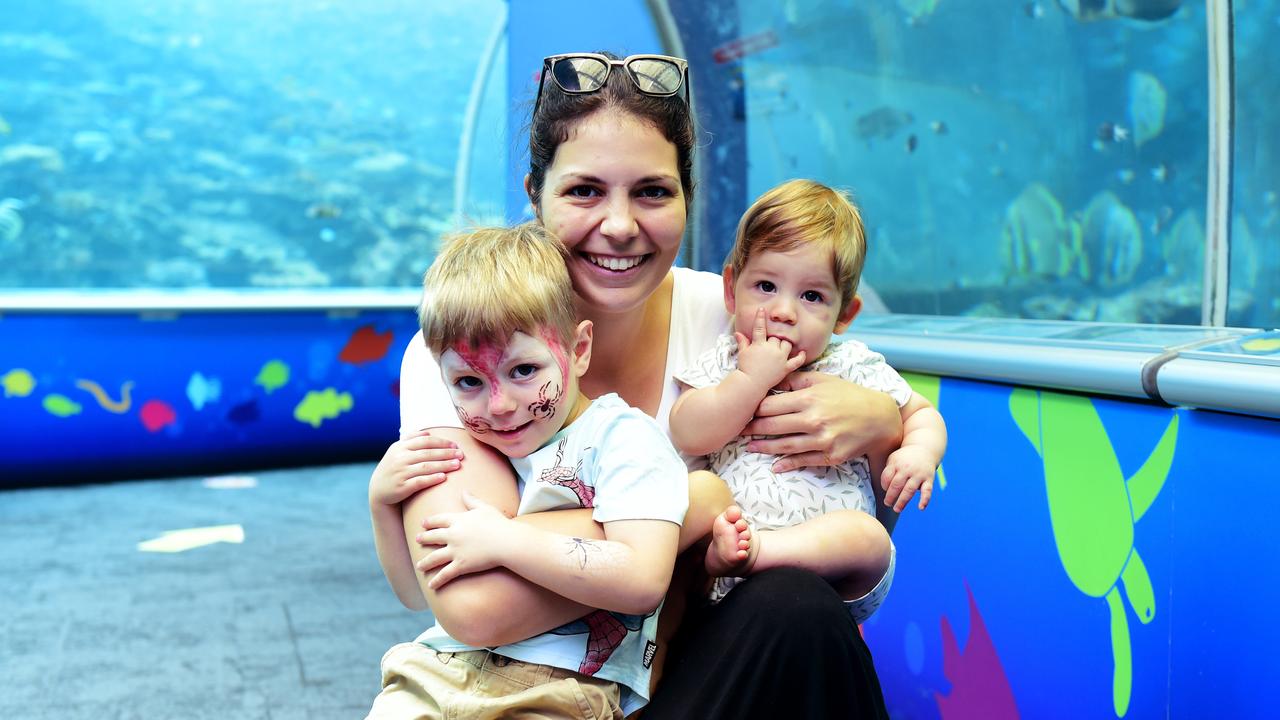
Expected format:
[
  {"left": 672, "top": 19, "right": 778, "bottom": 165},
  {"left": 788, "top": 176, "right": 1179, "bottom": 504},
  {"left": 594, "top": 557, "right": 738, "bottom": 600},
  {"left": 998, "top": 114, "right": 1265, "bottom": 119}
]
[
  {"left": 1150, "top": 163, "right": 1172, "bottom": 183},
  {"left": 339, "top": 325, "right": 395, "bottom": 365},
  {"left": 929, "top": 120, "right": 948, "bottom": 135},
  {"left": 43, "top": 394, "right": 83, "bottom": 417},
  {"left": 0, "top": 198, "right": 24, "bottom": 242},
  {"left": 255, "top": 360, "right": 290, "bottom": 394},
  {"left": 294, "top": 389, "right": 354, "bottom": 428},
  {"left": 1162, "top": 209, "right": 1204, "bottom": 283},
  {"left": 139, "top": 399, "right": 177, "bottom": 432},
  {"left": 1000, "top": 183, "right": 1083, "bottom": 281},
  {"left": 1096, "top": 122, "right": 1130, "bottom": 144},
  {"left": 1025, "top": 2, "right": 1045, "bottom": 18},
  {"left": 1128, "top": 71, "right": 1167, "bottom": 148},
  {"left": 1116, "top": 168, "right": 1136, "bottom": 184},
  {"left": 2, "top": 368, "right": 34, "bottom": 397},
  {"left": 1080, "top": 191, "right": 1143, "bottom": 287},
  {"left": 855, "top": 106, "right": 914, "bottom": 141},
  {"left": 905, "top": 134, "right": 918, "bottom": 153},
  {"left": 186, "top": 372, "right": 222, "bottom": 410},
  {"left": 227, "top": 399, "right": 260, "bottom": 425},
  {"left": 1241, "top": 336, "right": 1280, "bottom": 354},
  {"left": 306, "top": 203, "right": 342, "bottom": 219}
]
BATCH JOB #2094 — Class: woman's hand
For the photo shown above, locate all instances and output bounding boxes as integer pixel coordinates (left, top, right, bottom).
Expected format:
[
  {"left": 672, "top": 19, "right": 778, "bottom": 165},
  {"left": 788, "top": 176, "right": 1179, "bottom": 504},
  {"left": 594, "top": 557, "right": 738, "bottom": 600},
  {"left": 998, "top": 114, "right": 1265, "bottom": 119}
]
[
  {"left": 741, "top": 371, "right": 903, "bottom": 472},
  {"left": 417, "top": 492, "right": 516, "bottom": 590},
  {"left": 369, "top": 429, "right": 464, "bottom": 506}
]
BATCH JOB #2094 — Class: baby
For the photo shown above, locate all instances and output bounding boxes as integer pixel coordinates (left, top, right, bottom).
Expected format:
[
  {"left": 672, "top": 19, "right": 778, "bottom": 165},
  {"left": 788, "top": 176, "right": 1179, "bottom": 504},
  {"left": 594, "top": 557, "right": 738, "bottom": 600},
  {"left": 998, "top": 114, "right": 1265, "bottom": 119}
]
[{"left": 669, "top": 179, "right": 947, "bottom": 621}]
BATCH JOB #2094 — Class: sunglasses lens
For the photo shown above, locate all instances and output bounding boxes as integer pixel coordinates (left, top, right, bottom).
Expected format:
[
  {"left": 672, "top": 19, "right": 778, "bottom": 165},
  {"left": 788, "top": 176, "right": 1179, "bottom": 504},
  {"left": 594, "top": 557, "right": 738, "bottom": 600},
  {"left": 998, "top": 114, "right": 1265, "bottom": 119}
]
[
  {"left": 551, "top": 56, "right": 610, "bottom": 92},
  {"left": 626, "top": 58, "right": 683, "bottom": 95}
]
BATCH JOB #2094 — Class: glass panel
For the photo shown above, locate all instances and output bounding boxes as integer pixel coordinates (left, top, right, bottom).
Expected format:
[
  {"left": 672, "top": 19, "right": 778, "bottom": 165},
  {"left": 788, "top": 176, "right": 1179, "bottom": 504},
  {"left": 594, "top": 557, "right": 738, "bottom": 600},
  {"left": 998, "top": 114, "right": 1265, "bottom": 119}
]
[
  {"left": 733, "top": 0, "right": 1208, "bottom": 324},
  {"left": 0, "top": 0, "right": 504, "bottom": 290},
  {"left": 1228, "top": 1, "right": 1280, "bottom": 328}
]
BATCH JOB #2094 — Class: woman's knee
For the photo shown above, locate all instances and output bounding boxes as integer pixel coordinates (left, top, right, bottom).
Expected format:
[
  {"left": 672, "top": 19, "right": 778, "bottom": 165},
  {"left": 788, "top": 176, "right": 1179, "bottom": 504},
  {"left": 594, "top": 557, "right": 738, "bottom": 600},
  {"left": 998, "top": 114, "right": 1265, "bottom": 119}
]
[{"left": 726, "top": 567, "right": 857, "bottom": 641}]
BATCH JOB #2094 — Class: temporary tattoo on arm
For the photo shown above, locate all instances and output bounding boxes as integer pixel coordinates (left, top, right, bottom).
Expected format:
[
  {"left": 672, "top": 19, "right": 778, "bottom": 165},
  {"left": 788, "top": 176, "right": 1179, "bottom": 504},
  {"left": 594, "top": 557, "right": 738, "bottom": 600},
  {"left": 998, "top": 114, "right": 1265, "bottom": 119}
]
[
  {"left": 528, "top": 380, "right": 563, "bottom": 419},
  {"left": 566, "top": 537, "right": 601, "bottom": 570},
  {"left": 456, "top": 405, "right": 490, "bottom": 434}
]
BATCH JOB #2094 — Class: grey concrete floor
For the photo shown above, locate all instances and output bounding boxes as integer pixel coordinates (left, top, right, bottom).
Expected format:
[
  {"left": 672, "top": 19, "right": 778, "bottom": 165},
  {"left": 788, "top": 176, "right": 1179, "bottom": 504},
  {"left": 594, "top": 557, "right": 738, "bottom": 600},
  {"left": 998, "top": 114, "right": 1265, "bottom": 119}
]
[{"left": 0, "top": 463, "right": 427, "bottom": 719}]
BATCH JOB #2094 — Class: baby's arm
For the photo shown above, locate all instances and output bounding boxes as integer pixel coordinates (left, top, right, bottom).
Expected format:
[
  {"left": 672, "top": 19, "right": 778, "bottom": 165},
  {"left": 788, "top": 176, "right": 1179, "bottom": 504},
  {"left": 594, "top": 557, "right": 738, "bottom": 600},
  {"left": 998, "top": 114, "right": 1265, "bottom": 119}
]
[
  {"left": 670, "top": 308, "right": 807, "bottom": 456},
  {"left": 420, "top": 496, "right": 681, "bottom": 615},
  {"left": 881, "top": 392, "right": 947, "bottom": 512}
]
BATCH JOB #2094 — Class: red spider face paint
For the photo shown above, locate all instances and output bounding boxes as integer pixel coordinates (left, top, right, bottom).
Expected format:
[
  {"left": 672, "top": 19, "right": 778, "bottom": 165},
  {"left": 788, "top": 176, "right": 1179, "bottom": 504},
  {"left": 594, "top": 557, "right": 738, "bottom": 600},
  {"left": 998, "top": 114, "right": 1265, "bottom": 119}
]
[{"left": 438, "top": 330, "right": 579, "bottom": 458}]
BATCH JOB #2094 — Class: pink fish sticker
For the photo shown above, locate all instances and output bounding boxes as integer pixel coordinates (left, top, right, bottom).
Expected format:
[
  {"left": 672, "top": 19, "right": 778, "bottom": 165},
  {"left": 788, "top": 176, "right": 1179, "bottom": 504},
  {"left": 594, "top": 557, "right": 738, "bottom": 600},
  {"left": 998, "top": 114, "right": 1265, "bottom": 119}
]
[
  {"left": 935, "top": 583, "right": 1020, "bottom": 720},
  {"left": 139, "top": 399, "right": 177, "bottom": 433}
]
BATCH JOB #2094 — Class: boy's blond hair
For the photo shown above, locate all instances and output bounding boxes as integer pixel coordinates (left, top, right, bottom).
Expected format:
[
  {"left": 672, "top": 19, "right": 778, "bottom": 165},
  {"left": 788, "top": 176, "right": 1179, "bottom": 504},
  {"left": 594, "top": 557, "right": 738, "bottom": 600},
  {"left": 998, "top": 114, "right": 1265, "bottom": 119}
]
[
  {"left": 420, "top": 223, "right": 577, "bottom": 355},
  {"left": 725, "top": 179, "right": 867, "bottom": 314}
]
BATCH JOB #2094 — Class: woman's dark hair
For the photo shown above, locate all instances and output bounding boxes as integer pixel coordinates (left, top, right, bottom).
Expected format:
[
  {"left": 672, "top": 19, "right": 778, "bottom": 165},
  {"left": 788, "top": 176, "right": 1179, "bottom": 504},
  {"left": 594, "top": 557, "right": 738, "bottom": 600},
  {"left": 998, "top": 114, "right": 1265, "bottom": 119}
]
[{"left": 526, "top": 51, "right": 696, "bottom": 212}]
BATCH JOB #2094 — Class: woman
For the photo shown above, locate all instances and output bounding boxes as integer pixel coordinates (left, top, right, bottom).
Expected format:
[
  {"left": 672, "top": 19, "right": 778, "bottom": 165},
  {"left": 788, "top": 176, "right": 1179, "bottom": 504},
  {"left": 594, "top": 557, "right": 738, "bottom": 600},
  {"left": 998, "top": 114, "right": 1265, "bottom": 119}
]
[{"left": 392, "top": 52, "right": 902, "bottom": 718}]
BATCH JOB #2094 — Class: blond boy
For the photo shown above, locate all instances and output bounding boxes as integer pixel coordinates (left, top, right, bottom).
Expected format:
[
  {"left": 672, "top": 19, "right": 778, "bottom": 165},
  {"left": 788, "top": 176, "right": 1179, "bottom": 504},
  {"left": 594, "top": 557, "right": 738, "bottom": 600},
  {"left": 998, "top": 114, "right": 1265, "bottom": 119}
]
[
  {"left": 368, "top": 224, "right": 689, "bottom": 718},
  {"left": 669, "top": 180, "right": 947, "bottom": 622}
]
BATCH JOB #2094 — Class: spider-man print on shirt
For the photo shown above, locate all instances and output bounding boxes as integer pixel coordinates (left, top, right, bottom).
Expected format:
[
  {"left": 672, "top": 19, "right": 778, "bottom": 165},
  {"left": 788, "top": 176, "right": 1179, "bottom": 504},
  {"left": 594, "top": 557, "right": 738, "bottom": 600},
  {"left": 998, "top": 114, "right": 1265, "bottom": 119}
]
[
  {"left": 551, "top": 609, "right": 652, "bottom": 675},
  {"left": 538, "top": 437, "right": 594, "bottom": 507}
]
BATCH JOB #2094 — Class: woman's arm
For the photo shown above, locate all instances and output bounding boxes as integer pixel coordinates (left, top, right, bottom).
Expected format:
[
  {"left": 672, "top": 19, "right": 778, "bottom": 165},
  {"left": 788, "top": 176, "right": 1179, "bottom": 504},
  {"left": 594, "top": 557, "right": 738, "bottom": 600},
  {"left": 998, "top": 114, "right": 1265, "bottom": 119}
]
[{"left": 402, "top": 428, "right": 608, "bottom": 647}]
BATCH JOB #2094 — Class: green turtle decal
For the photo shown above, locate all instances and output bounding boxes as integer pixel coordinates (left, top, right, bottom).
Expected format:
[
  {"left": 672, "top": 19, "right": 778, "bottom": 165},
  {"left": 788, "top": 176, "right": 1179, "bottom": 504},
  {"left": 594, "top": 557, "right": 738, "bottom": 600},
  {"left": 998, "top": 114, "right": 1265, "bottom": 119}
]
[{"left": 1009, "top": 389, "right": 1177, "bottom": 717}]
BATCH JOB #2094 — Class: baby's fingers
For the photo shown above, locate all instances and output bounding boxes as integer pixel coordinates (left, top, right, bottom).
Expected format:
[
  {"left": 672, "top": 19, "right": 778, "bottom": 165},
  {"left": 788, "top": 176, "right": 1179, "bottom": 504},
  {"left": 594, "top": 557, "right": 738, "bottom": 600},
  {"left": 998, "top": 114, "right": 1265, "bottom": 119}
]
[
  {"left": 752, "top": 307, "right": 768, "bottom": 343},
  {"left": 917, "top": 479, "right": 933, "bottom": 510},
  {"left": 892, "top": 476, "right": 923, "bottom": 513},
  {"left": 784, "top": 349, "right": 807, "bottom": 372}
]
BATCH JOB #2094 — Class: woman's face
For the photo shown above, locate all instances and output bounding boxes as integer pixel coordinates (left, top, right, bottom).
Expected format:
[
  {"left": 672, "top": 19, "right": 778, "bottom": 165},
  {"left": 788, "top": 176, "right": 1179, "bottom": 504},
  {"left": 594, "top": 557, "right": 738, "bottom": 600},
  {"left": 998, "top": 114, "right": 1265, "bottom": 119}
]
[{"left": 534, "top": 110, "right": 686, "bottom": 315}]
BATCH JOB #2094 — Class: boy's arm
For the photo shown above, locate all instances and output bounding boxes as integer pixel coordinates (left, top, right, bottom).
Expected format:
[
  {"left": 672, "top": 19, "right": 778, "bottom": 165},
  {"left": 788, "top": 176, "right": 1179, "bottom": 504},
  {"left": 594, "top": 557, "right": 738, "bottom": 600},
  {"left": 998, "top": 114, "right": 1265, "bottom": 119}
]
[
  {"left": 402, "top": 429, "right": 604, "bottom": 647},
  {"left": 424, "top": 509, "right": 681, "bottom": 616}
]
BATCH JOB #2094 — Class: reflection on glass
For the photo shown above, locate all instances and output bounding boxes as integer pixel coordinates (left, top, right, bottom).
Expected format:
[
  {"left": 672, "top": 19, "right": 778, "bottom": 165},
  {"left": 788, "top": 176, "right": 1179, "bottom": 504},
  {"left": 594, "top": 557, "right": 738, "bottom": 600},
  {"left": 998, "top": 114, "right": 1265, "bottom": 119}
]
[
  {"left": 734, "top": 0, "right": 1220, "bottom": 324},
  {"left": 0, "top": 0, "right": 504, "bottom": 290}
]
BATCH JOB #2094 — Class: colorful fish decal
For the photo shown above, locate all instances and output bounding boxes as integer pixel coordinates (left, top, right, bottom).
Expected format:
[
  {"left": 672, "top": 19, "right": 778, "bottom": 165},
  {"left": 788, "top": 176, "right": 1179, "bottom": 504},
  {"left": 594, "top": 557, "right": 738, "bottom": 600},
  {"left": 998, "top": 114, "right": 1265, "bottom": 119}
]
[
  {"left": 935, "top": 583, "right": 1020, "bottom": 720},
  {"left": 338, "top": 324, "right": 395, "bottom": 365},
  {"left": 43, "top": 394, "right": 82, "bottom": 417},
  {"left": 76, "top": 379, "right": 133, "bottom": 413},
  {"left": 186, "top": 372, "right": 222, "bottom": 410},
  {"left": 2, "top": 368, "right": 35, "bottom": 397},
  {"left": 227, "top": 399, "right": 260, "bottom": 425},
  {"left": 139, "top": 399, "right": 177, "bottom": 432},
  {"left": 1241, "top": 336, "right": 1280, "bottom": 354},
  {"left": 294, "top": 388, "right": 353, "bottom": 428},
  {"left": 255, "top": 360, "right": 290, "bottom": 394}
]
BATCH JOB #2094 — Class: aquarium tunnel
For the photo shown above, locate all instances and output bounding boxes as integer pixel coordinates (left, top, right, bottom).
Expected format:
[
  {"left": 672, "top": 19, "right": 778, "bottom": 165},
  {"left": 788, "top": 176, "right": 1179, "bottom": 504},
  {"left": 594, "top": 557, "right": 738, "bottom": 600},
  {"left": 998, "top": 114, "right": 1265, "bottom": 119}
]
[{"left": 1, "top": 0, "right": 1277, "bottom": 717}]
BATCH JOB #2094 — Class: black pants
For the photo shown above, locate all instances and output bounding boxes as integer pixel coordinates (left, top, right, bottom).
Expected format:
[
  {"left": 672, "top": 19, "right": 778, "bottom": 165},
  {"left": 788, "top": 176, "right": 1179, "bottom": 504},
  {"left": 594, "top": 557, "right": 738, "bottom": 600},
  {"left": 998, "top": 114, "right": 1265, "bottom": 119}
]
[{"left": 644, "top": 566, "right": 889, "bottom": 720}]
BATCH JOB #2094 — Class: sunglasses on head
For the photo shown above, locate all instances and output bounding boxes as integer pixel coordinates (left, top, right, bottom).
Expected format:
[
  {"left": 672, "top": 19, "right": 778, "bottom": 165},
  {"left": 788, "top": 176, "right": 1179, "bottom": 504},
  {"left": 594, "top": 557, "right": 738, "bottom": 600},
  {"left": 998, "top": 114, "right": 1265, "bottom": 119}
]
[{"left": 532, "top": 53, "right": 689, "bottom": 120}]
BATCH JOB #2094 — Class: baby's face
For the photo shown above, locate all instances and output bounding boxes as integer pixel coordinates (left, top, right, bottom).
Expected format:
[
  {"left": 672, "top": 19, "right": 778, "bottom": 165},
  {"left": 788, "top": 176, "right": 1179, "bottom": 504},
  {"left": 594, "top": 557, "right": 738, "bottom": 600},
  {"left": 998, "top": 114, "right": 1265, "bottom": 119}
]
[
  {"left": 728, "top": 245, "right": 846, "bottom": 365},
  {"left": 438, "top": 329, "right": 577, "bottom": 458}
]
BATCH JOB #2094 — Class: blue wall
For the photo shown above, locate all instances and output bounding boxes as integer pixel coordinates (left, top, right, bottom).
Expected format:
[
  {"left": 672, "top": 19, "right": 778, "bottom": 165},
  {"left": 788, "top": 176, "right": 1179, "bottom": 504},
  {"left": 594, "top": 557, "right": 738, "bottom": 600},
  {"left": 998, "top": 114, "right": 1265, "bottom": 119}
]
[{"left": 867, "top": 374, "right": 1280, "bottom": 719}]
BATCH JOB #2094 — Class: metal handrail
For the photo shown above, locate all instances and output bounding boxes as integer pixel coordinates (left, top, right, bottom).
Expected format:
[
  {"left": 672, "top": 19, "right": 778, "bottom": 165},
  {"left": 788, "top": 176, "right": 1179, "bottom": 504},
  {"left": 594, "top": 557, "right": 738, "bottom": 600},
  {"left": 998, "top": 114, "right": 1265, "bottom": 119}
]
[{"left": 1202, "top": 0, "right": 1235, "bottom": 326}]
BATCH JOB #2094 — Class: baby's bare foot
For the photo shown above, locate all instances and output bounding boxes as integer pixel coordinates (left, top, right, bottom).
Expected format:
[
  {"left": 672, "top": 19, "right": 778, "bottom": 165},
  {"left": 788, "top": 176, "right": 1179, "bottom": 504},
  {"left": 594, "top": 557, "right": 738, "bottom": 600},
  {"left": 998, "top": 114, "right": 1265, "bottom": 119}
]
[{"left": 704, "top": 505, "right": 757, "bottom": 577}]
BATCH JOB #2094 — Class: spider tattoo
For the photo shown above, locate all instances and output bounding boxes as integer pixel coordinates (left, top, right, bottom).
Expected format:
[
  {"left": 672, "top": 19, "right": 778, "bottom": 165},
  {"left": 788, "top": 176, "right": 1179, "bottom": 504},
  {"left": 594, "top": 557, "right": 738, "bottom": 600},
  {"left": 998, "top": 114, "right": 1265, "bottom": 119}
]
[
  {"left": 456, "top": 405, "right": 489, "bottom": 434},
  {"left": 528, "top": 380, "right": 563, "bottom": 419},
  {"left": 566, "top": 537, "right": 601, "bottom": 570}
]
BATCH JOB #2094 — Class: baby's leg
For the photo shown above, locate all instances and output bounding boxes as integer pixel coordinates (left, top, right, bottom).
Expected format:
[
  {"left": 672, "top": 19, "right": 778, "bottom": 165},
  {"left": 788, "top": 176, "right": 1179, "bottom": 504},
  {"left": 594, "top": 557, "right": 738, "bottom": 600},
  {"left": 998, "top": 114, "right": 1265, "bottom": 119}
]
[{"left": 750, "top": 510, "right": 892, "bottom": 601}]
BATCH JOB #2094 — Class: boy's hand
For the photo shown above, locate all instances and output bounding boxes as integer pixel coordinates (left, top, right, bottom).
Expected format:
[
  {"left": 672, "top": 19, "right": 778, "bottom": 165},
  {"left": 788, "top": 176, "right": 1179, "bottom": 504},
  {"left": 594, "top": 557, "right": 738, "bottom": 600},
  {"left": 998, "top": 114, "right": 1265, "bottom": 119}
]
[
  {"left": 735, "top": 308, "right": 807, "bottom": 391},
  {"left": 881, "top": 445, "right": 938, "bottom": 512},
  {"left": 416, "top": 492, "right": 516, "bottom": 590},
  {"left": 369, "top": 429, "right": 464, "bottom": 506}
]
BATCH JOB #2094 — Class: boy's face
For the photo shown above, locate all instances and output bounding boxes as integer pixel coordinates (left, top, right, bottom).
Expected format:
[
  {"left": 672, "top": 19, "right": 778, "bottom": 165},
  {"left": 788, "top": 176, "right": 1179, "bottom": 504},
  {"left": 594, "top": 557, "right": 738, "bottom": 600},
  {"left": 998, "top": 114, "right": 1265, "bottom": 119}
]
[
  {"left": 725, "top": 244, "right": 861, "bottom": 365},
  {"left": 438, "top": 323, "right": 591, "bottom": 458}
]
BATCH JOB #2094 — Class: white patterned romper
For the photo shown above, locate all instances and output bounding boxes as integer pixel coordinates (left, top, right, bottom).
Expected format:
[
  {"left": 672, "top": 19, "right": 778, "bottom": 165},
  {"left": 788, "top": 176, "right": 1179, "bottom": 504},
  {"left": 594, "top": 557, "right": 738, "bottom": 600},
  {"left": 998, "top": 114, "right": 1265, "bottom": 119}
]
[{"left": 675, "top": 334, "right": 913, "bottom": 623}]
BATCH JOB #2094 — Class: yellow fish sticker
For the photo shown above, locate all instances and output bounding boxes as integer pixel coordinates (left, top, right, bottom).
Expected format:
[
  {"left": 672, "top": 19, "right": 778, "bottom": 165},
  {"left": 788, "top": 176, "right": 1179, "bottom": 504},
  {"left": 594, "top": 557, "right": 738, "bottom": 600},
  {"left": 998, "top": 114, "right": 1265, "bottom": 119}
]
[
  {"left": 255, "top": 360, "right": 290, "bottom": 394},
  {"left": 2, "top": 368, "right": 35, "bottom": 397}
]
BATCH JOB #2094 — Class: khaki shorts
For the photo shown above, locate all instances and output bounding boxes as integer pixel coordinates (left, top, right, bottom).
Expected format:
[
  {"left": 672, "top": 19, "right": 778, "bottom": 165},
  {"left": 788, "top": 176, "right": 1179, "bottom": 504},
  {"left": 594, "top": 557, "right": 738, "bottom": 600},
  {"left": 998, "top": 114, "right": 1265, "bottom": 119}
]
[{"left": 365, "top": 642, "right": 624, "bottom": 720}]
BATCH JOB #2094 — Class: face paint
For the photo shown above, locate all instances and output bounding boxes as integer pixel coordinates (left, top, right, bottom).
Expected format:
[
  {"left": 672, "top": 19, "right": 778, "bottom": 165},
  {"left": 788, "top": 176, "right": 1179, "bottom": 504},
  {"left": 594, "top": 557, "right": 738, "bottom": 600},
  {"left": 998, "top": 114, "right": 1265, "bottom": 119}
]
[
  {"left": 527, "top": 379, "right": 564, "bottom": 419},
  {"left": 539, "top": 326, "right": 571, "bottom": 389},
  {"left": 456, "top": 405, "right": 489, "bottom": 434},
  {"left": 452, "top": 338, "right": 507, "bottom": 405}
]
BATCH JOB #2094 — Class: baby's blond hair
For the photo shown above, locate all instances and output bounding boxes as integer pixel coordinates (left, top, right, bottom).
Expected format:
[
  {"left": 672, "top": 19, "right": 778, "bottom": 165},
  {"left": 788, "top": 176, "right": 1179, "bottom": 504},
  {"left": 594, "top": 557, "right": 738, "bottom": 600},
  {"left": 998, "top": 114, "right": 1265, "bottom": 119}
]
[
  {"left": 420, "top": 223, "right": 576, "bottom": 356},
  {"left": 725, "top": 179, "right": 867, "bottom": 314}
]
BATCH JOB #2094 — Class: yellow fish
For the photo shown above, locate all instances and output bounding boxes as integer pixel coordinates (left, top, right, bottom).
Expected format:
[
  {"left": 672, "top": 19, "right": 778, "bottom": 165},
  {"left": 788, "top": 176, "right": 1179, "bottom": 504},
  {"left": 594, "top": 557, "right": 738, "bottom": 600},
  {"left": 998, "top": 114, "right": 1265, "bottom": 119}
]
[
  {"left": 2, "top": 368, "right": 35, "bottom": 397},
  {"left": 294, "top": 389, "right": 353, "bottom": 428},
  {"left": 255, "top": 360, "right": 290, "bottom": 394},
  {"left": 1242, "top": 337, "right": 1280, "bottom": 354},
  {"left": 43, "top": 394, "right": 83, "bottom": 417}
]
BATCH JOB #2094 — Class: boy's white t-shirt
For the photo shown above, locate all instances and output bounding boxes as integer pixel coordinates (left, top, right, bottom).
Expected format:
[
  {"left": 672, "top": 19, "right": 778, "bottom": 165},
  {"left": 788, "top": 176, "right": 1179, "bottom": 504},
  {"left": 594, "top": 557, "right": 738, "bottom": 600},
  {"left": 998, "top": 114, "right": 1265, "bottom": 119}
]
[{"left": 397, "top": 266, "right": 730, "bottom": 444}]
